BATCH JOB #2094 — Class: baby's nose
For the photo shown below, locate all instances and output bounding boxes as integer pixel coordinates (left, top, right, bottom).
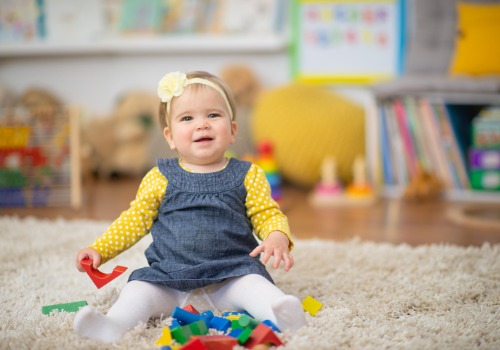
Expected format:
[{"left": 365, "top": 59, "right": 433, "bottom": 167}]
[{"left": 196, "top": 119, "right": 210, "bottom": 129}]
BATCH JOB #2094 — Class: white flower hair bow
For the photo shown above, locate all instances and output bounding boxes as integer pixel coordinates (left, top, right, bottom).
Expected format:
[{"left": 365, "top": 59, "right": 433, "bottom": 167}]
[{"left": 157, "top": 71, "right": 189, "bottom": 103}]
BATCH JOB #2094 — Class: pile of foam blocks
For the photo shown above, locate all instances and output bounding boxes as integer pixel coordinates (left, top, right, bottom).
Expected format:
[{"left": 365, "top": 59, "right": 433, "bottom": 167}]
[{"left": 155, "top": 295, "right": 322, "bottom": 349}]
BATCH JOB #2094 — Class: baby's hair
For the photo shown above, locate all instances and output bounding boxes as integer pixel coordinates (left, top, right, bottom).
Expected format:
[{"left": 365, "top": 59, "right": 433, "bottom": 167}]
[{"left": 158, "top": 71, "right": 237, "bottom": 130}]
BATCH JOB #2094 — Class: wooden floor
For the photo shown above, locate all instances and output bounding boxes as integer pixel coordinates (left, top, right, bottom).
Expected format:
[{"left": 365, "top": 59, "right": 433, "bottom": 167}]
[{"left": 2, "top": 176, "right": 500, "bottom": 247}]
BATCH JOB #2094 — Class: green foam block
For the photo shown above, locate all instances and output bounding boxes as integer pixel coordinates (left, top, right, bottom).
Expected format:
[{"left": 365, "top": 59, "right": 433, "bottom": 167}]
[{"left": 42, "top": 300, "right": 87, "bottom": 315}]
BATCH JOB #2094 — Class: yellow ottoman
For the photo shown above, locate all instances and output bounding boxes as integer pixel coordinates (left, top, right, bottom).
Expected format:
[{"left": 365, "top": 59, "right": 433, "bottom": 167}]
[{"left": 251, "top": 83, "right": 365, "bottom": 187}]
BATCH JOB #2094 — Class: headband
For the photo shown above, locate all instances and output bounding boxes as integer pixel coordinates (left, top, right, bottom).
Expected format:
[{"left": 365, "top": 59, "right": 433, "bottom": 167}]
[{"left": 157, "top": 71, "right": 233, "bottom": 121}]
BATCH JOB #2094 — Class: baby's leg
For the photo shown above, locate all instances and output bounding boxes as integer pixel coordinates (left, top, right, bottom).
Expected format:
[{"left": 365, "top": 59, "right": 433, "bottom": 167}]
[
  {"left": 73, "top": 280, "right": 181, "bottom": 342},
  {"left": 209, "top": 274, "right": 306, "bottom": 332}
]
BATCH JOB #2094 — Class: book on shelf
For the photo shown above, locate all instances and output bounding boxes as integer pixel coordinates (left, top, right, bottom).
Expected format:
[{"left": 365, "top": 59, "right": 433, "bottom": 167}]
[
  {"left": 432, "top": 102, "right": 470, "bottom": 189},
  {"left": 218, "top": 0, "right": 286, "bottom": 35},
  {"left": 0, "top": 0, "right": 45, "bottom": 43},
  {"left": 378, "top": 100, "right": 409, "bottom": 193},
  {"left": 417, "top": 99, "right": 453, "bottom": 189},
  {"left": 43, "top": 0, "right": 105, "bottom": 42},
  {"left": 118, "top": 0, "right": 165, "bottom": 35},
  {"left": 378, "top": 104, "right": 395, "bottom": 186},
  {"left": 403, "top": 97, "right": 433, "bottom": 173},
  {"left": 392, "top": 99, "right": 418, "bottom": 179}
]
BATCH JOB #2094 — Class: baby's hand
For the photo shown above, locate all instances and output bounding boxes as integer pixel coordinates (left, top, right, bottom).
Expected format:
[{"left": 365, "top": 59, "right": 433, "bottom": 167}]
[
  {"left": 250, "top": 231, "right": 294, "bottom": 272},
  {"left": 76, "top": 248, "right": 102, "bottom": 272}
]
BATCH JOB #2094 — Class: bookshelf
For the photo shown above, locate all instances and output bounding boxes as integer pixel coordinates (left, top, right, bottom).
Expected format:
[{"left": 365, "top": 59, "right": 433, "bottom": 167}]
[
  {"left": 0, "top": 0, "right": 288, "bottom": 57},
  {"left": 375, "top": 92, "right": 500, "bottom": 203}
]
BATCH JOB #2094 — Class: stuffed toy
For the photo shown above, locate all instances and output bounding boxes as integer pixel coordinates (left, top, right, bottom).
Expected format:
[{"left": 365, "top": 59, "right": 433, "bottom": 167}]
[
  {"left": 404, "top": 166, "right": 443, "bottom": 201},
  {"left": 220, "top": 65, "right": 262, "bottom": 158},
  {"left": 251, "top": 83, "right": 365, "bottom": 188},
  {"left": 83, "top": 91, "right": 167, "bottom": 178},
  {"left": 221, "top": 64, "right": 261, "bottom": 110}
]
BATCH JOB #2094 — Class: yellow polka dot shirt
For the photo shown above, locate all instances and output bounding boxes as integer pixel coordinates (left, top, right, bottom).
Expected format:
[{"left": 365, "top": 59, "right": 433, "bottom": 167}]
[{"left": 90, "top": 163, "right": 292, "bottom": 264}]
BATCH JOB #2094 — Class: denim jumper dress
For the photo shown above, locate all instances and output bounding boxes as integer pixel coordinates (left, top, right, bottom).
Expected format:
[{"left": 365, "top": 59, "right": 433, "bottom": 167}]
[{"left": 128, "top": 158, "right": 274, "bottom": 292}]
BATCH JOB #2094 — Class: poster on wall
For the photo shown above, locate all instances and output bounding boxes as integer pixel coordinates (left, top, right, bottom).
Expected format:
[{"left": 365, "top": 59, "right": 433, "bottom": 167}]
[{"left": 292, "top": 0, "right": 404, "bottom": 83}]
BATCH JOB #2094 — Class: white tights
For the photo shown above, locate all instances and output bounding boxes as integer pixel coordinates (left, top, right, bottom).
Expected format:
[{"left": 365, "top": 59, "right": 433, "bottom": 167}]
[{"left": 73, "top": 274, "right": 306, "bottom": 343}]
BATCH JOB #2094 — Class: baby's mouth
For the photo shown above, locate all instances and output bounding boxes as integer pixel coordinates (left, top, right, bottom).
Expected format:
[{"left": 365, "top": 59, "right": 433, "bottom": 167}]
[{"left": 194, "top": 137, "right": 213, "bottom": 142}]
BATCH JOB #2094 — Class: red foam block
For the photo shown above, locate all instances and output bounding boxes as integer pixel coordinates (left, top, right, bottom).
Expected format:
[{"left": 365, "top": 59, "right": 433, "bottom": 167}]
[
  {"left": 244, "top": 324, "right": 283, "bottom": 349},
  {"left": 80, "top": 259, "right": 127, "bottom": 289}
]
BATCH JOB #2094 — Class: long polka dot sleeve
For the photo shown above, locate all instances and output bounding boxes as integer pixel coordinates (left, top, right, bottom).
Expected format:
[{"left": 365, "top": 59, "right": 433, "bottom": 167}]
[
  {"left": 244, "top": 164, "right": 294, "bottom": 250},
  {"left": 90, "top": 167, "right": 167, "bottom": 263}
]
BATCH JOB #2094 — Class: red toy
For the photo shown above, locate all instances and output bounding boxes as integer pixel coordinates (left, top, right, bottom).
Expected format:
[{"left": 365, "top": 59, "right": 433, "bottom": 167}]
[
  {"left": 183, "top": 304, "right": 200, "bottom": 314},
  {"left": 180, "top": 337, "right": 205, "bottom": 350},
  {"left": 244, "top": 324, "right": 283, "bottom": 349},
  {"left": 80, "top": 259, "right": 127, "bottom": 289},
  {"left": 192, "top": 335, "right": 237, "bottom": 350}
]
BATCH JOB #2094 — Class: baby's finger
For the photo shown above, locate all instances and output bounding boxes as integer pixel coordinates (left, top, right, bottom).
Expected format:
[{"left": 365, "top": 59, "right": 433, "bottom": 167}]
[
  {"left": 273, "top": 250, "right": 283, "bottom": 269},
  {"left": 261, "top": 248, "right": 273, "bottom": 265},
  {"left": 283, "top": 253, "right": 294, "bottom": 271},
  {"left": 249, "top": 245, "right": 264, "bottom": 257},
  {"left": 76, "top": 253, "right": 89, "bottom": 271},
  {"left": 92, "top": 255, "right": 101, "bottom": 269}
]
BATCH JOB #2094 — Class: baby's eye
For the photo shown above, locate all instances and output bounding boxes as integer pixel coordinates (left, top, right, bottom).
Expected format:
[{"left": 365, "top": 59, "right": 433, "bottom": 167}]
[
  {"left": 181, "top": 116, "right": 193, "bottom": 122},
  {"left": 208, "top": 113, "right": 220, "bottom": 118}
]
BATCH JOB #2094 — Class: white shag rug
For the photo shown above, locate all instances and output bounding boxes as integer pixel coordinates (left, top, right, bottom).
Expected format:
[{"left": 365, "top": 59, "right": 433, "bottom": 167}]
[{"left": 1, "top": 216, "right": 499, "bottom": 350}]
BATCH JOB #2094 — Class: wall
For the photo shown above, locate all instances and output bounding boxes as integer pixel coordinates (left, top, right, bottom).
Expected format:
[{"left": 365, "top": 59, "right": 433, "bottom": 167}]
[{"left": 0, "top": 51, "right": 290, "bottom": 117}]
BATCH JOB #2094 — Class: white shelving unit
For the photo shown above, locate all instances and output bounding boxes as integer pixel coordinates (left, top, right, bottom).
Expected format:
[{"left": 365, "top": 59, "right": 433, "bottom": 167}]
[
  {"left": 0, "top": 34, "right": 289, "bottom": 57},
  {"left": 446, "top": 189, "right": 500, "bottom": 203}
]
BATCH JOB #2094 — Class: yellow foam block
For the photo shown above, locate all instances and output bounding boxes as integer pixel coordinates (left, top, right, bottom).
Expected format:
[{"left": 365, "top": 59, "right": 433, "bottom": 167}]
[
  {"left": 302, "top": 295, "right": 323, "bottom": 316},
  {"left": 225, "top": 314, "right": 242, "bottom": 321},
  {"left": 155, "top": 327, "right": 172, "bottom": 346}
]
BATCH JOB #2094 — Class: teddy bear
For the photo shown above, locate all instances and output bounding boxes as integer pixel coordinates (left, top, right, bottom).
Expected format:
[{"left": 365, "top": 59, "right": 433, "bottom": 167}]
[
  {"left": 220, "top": 64, "right": 262, "bottom": 158},
  {"left": 403, "top": 166, "right": 443, "bottom": 201},
  {"left": 83, "top": 91, "right": 169, "bottom": 178}
]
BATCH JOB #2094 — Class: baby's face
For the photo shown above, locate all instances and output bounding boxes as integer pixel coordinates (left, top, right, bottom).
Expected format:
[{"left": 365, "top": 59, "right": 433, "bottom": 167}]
[{"left": 163, "top": 85, "right": 237, "bottom": 170}]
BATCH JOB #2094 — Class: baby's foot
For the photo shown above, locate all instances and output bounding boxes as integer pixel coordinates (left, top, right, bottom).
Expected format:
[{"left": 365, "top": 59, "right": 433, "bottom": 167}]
[
  {"left": 73, "top": 306, "right": 126, "bottom": 343},
  {"left": 271, "top": 295, "right": 306, "bottom": 332}
]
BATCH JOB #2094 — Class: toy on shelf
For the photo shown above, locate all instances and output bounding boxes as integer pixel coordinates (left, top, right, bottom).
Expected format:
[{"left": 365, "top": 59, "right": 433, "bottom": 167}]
[
  {"left": 309, "top": 156, "right": 343, "bottom": 206},
  {"left": 256, "top": 141, "right": 282, "bottom": 202},
  {"left": 469, "top": 108, "right": 500, "bottom": 191},
  {"left": 80, "top": 259, "right": 128, "bottom": 289},
  {"left": 310, "top": 155, "right": 375, "bottom": 206},
  {"left": 346, "top": 155, "right": 375, "bottom": 200},
  {"left": 404, "top": 165, "right": 443, "bottom": 201}
]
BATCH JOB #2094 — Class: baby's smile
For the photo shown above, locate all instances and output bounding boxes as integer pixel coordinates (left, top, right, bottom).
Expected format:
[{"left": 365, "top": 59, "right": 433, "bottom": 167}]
[{"left": 194, "top": 137, "right": 214, "bottom": 143}]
